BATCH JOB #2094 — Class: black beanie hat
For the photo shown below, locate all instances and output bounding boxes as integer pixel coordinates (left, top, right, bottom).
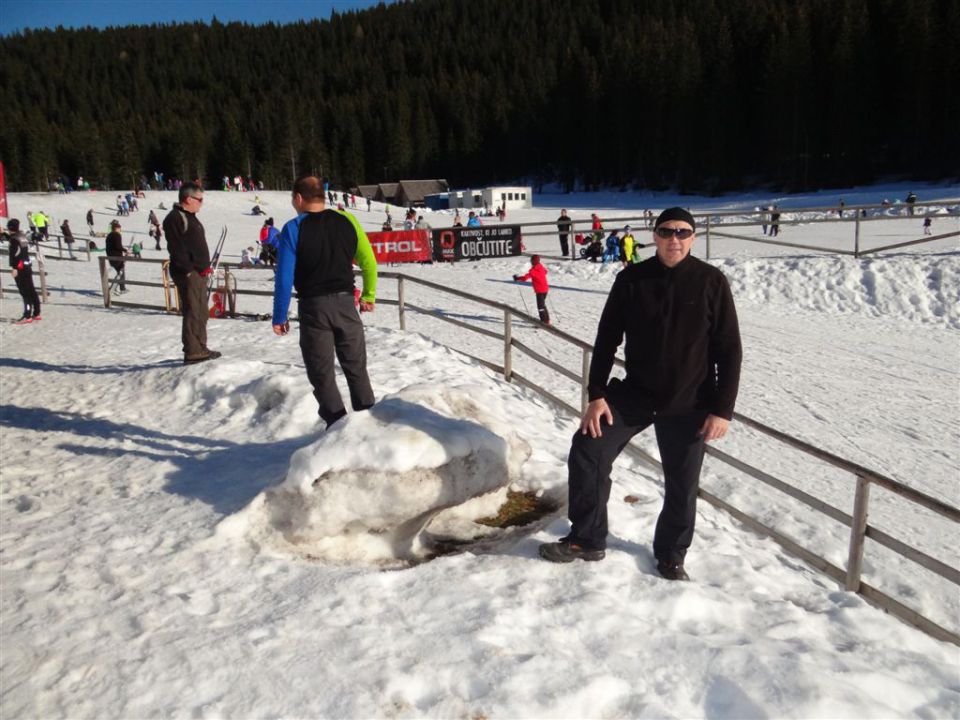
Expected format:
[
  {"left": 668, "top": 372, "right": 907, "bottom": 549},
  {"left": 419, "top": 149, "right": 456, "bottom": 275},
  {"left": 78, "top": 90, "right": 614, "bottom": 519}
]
[
  {"left": 654, "top": 207, "right": 696, "bottom": 232},
  {"left": 6, "top": 218, "right": 19, "bottom": 231}
]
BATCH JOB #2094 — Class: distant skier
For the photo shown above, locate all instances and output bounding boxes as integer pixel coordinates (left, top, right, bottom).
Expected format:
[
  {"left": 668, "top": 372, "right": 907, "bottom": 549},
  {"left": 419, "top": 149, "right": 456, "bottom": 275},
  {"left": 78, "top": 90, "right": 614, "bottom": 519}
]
[
  {"left": 905, "top": 191, "right": 917, "bottom": 216},
  {"left": 621, "top": 226, "right": 634, "bottom": 267},
  {"left": 106, "top": 220, "right": 128, "bottom": 292},
  {"left": 581, "top": 235, "right": 603, "bottom": 262},
  {"left": 5, "top": 219, "right": 41, "bottom": 323},
  {"left": 86, "top": 208, "right": 95, "bottom": 235},
  {"left": 591, "top": 213, "right": 603, "bottom": 243},
  {"left": 259, "top": 218, "right": 280, "bottom": 266},
  {"left": 556, "top": 209, "right": 572, "bottom": 258},
  {"left": 60, "top": 218, "right": 76, "bottom": 260},
  {"left": 769, "top": 207, "right": 781, "bottom": 237},
  {"left": 513, "top": 254, "right": 550, "bottom": 325},
  {"left": 602, "top": 230, "right": 621, "bottom": 263},
  {"left": 923, "top": 216, "right": 932, "bottom": 235}
]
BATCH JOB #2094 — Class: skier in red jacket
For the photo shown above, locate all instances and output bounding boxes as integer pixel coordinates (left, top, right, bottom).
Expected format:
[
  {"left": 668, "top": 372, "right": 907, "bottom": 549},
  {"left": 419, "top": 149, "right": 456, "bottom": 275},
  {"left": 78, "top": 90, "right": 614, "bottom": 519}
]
[{"left": 513, "top": 254, "right": 551, "bottom": 325}]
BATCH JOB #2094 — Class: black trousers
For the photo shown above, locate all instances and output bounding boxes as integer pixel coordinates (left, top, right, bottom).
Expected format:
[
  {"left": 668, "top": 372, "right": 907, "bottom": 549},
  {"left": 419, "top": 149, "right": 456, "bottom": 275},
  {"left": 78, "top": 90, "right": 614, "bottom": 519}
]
[
  {"left": 566, "top": 387, "right": 706, "bottom": 562},
  {"left": 535, "top": 292, "right": 550, "bottom": 323},
  {"left": 558, "top": 233, "right": 569, "bottom": 258},
  {"left": 298, "top": 293, "right": 375, "bottom": 427},
  {"left": 14, "top": 269, "right": 41, "bottom": 318},
  {"left": 172, "top": 272, "right": 209, "bottom": 358},
  {"left": 110, "top": 259, "right": 126, "bottom": 290}
]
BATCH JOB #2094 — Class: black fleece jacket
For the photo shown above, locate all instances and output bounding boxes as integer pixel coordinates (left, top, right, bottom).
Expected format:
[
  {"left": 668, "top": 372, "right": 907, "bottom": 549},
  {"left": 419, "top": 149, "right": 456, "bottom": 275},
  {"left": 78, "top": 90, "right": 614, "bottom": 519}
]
[
  {"left": 163, "top": 205, "right": 209, "bottom": 280},
  {"left": 588, "top": 253, "right": 742, "bottom": 419}
]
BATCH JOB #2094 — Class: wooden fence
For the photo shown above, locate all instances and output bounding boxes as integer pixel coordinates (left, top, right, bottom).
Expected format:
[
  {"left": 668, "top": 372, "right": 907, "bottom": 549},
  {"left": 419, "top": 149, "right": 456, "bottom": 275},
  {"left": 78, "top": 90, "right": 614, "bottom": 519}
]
[
  {"left": 516, "top": 200, "right": 959, "bottom": 260},
  {"left": 382, "top": 271, "right": 960, "bottom": 646},
  {"left": 93, "top": 255, "right": 960, "bottom": 646}
]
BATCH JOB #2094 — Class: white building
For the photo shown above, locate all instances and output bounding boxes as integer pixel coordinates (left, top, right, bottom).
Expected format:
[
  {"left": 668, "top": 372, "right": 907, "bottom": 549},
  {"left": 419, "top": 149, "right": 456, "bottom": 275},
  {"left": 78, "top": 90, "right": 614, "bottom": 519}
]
[{"left": 438, "top": 186, "right": 533, "bottom": 211}]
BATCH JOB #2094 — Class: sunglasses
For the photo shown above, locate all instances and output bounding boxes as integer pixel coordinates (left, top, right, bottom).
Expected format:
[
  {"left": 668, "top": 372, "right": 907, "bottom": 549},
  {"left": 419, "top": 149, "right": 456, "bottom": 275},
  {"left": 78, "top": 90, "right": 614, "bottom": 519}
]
[
  {"left": 187, "top": 195, "right": 204, "bottom": 203},
  {"left": 654, "top": 227, "right": 694, "bottom": 240}
]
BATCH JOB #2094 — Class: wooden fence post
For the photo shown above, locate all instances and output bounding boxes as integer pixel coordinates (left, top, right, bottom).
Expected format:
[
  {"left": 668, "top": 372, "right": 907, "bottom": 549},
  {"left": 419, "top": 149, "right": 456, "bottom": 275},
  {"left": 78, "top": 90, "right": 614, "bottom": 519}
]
[
  {"left": 36, "top": 252, "right": 48, "bottom": 300},
  {"left": 504, "top": 310, "right": 512, "bottom": 381},
  {"left": 854, "top": 215, "right": 861, "bottom": 257},
  {"left": 705, "top": 216, "right": 711, "bottom": 260},
  {"left": 845, "top": 473, "right": 871, "bottom": 591},
  {"left": 581, "top": 348, "right": 591, "bottom": 414},
  {"left": 398, "top": 276, "right": 406, "bottom": 331},
  {"left": 99, "top": 256, "right": 111, "bottom": 307}
]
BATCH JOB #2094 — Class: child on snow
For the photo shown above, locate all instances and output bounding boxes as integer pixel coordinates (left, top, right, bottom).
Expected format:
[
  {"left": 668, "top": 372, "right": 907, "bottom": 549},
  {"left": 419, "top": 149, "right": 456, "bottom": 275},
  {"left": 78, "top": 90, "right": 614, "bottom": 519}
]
[{"left": 513, "top": 254, "right": 551, "bottom": 325}]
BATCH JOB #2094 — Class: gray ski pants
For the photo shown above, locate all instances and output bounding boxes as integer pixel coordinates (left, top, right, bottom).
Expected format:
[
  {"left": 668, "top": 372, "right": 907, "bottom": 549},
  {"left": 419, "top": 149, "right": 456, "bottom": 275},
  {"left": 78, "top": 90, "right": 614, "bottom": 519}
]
[{"left": 298, "top": 293, "right": 375, "bottom": 427}]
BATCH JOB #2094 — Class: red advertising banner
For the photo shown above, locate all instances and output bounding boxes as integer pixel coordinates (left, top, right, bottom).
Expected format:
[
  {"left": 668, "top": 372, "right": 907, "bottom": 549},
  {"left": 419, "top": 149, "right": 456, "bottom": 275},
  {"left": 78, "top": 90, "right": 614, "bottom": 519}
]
[
  {"left": 367, "top": 229, "right": 432, "bottom": 264},
  {"left": 0, "top": 161, "right": 7, "bottom": 218}
]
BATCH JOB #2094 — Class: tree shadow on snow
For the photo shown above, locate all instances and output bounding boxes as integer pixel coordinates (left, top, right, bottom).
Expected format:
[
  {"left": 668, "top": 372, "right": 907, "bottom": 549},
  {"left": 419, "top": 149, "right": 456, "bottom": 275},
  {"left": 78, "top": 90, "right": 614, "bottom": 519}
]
[
  {"left": 0, "top": 403, "right": 313, "bottom": 515},
  {"left": 0, "top": 357, "right": 182, "bottom": 374}
]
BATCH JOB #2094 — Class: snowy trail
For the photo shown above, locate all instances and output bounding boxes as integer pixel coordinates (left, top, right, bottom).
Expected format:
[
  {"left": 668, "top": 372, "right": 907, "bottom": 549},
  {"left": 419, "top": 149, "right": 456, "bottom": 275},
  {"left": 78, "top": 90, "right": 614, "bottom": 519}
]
[{"left": 2, "top": 186, "right": 959, "bottom": 718}]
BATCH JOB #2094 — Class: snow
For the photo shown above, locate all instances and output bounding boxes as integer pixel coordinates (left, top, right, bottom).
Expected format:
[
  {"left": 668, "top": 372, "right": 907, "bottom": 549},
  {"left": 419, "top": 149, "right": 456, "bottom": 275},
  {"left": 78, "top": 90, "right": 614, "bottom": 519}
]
[{"left": 2, "top": 182, "right": 959, "bottom": 718}]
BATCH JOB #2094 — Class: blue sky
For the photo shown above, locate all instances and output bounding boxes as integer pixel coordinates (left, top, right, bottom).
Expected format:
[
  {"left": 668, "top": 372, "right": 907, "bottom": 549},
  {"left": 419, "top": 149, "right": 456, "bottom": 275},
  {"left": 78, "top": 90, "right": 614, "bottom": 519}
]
[{"left": 0, "top": 0, "right": 395, "bottom": 35}]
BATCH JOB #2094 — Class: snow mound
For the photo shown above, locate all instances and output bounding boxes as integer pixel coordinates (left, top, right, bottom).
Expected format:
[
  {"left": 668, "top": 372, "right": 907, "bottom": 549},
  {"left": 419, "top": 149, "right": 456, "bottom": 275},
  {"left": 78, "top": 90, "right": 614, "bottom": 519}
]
[
  {"left": 720, "top": 254, "right": 960, "bottom": 328},
  {"left": 219, "top": 383, "right": 532, "bottom": 563}
]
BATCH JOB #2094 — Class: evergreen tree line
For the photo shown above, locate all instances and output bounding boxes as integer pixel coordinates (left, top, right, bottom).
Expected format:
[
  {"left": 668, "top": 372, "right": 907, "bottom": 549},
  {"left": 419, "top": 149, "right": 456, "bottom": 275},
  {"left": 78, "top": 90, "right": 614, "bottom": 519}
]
[{"left": 0, "top": 0, "right": 957, "bottom": 194}]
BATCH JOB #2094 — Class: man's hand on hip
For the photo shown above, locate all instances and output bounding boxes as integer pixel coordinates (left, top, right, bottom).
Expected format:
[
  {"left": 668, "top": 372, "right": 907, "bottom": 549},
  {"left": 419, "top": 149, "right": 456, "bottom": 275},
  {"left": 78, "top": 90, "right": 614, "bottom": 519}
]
[
  {"left": 580, "top": 398, "right": 613, "bottom": 438},
  {"left": 699, "top": 414, "right": 730, "bottom": 441},
  {"left": 272, "top": 322, "right": 289, "bottom": 336}
]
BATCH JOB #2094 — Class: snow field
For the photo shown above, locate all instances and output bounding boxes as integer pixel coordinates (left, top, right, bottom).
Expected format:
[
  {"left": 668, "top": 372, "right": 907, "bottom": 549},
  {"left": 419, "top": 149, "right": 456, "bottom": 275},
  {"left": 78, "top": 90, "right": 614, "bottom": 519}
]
[{"left": 2, "top": 184, "right": 959, "bottom": 718}]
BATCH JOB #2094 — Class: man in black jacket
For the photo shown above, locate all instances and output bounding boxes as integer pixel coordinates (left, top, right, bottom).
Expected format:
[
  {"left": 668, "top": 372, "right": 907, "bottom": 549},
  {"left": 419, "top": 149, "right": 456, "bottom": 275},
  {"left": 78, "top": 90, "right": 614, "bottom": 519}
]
[
  {"left": 105, "top": 220, "right": 127, "bottom": 292},
  {"left": 556, "top": 209, "right": 572, "bottom": 258},
  {"left": 539, "top": 207, "right": 742, "bottom": 581},
  {"left": 5, "top": 219, "right": 41, "bottom": 323},
  {"left": 163, "top": 182, "right": 219, "bottom": 364}
]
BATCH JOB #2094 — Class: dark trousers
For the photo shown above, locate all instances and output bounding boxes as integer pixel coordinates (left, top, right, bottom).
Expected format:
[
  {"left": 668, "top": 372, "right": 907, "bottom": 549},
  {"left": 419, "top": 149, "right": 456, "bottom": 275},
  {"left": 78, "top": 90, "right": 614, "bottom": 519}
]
[
  {"left": 566, "top": 390, "right": 706, "bottom": 562},
  {"left": 14, "top": 269, "right": 41, "bottom": 318},
  {"left": 298, "top": 293, "right": 375, "bottom": 427},
  {"left": 110, "top": 259, "right": 126, "bottom": 290},
  {"left": 173, "top": 272, "right": 209, "bottom": 358},
  {"left": 559, "top": 233, "right": 569, "bottom": 258},
  {"left": 535, "top": 292, "right": 550, "bottom": 323}
]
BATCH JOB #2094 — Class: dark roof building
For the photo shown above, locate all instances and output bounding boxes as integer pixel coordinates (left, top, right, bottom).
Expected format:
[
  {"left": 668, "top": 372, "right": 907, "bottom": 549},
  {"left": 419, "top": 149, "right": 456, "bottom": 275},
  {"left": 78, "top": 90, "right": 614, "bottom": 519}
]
[{"left": 352, "top": 180, "right": 450, "bottom": 207}]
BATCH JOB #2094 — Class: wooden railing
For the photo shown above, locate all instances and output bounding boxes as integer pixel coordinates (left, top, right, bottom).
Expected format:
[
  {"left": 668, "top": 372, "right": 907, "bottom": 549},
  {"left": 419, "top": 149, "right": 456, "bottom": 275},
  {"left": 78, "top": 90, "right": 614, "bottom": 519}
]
[
  {"left": 515, "top": 200, "right": 959, "bottom": 260},
  {"left": 380, "top": 270, "right": 960, "bottom": 647},
  {"left": 93, "top": 260, "right": 960, "bottom": 645}
]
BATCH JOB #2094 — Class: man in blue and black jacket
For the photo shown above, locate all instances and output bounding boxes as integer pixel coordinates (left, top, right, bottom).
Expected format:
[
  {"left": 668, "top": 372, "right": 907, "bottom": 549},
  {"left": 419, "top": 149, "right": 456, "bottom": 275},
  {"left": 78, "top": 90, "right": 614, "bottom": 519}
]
[{"left": 272, "top": 175, "right": 378, "bottom": 428}]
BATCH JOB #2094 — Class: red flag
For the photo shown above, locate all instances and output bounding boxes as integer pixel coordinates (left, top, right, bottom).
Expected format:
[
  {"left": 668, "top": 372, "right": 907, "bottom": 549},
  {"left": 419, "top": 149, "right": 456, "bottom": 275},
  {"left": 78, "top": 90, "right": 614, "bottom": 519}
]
[{"left": 0, "top": 161, "right": 7, "bottom": 218}]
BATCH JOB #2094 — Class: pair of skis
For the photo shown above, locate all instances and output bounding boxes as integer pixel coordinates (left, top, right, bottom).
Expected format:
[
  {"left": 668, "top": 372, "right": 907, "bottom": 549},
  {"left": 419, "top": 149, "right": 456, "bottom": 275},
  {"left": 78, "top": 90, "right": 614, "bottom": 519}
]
[{"left": 206, "top": 227, "right": 228, "bottom": 296}]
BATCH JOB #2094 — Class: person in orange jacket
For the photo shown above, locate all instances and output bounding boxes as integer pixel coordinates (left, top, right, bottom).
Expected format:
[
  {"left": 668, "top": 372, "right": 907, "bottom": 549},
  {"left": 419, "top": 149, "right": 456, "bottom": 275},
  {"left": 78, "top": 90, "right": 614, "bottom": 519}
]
[{"left": 513, "top": 254, "right": 551, "bottom": 325}]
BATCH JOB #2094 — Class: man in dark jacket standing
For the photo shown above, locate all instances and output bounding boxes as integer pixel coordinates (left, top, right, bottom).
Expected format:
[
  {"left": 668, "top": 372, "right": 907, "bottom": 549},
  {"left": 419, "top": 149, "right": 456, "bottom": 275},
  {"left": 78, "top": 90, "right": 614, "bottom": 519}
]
[
  {"left": 163, "top": 182, "right": 219, "bottom": 364},
  {"left": 556, "top": 209, "right": 573, "bottom": 259},
  {"left": 539, "top": 207, "right": 742, "bottom": 581},
  {"left": 5, "top": 219, "right": 41, "bottom": 323},
  {"left": 105, "top": 220, "right": 127, "bottom": 292}
]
